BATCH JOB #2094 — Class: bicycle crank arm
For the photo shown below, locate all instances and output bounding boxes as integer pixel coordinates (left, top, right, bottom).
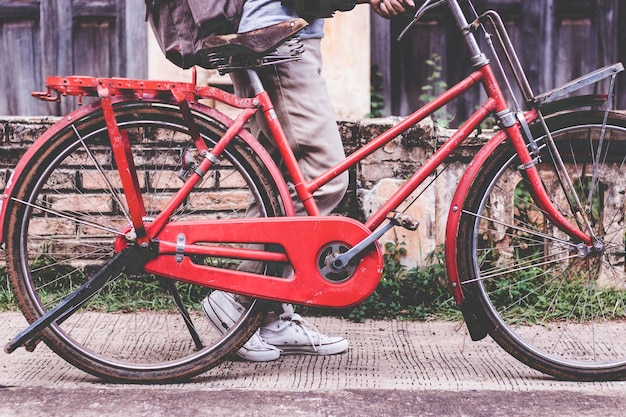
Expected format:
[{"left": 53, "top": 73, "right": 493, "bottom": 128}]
[
  {"left": 331, "top": 211, "right": 419, "bottom": 270},
  {"left": 4, "top": 245, "right": 157, "bottom": 354}
]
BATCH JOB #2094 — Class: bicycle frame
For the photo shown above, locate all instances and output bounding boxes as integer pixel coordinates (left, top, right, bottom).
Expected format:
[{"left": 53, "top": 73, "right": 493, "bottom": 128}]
[{"left": 0, "top": 0, "right": 618, "bottom": 310}]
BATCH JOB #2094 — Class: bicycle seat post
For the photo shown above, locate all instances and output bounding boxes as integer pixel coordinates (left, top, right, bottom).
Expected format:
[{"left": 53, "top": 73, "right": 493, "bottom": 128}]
[{"left": 246, "top": 69, "right": 266, "bottom": 96}]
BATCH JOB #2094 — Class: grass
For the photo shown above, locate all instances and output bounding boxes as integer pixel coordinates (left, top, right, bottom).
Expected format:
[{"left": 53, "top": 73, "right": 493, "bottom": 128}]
[
  {"left": 0, "top": 267, "right": 17, "bottom": 310},
  {"left": 2, "top": 238, "right": 624, "bottom": 324},
  {"left": 0, "top": 244, "right": 458, "bottom": 321}
]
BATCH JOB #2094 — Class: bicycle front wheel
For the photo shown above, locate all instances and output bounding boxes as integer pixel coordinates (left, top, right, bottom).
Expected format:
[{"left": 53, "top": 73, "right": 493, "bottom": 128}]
[
  {"left": 457, "top": 111, "right": 626, "bottom": 381},
  {"left": 6, "top": 101, "right": 285, "bottom": 382}
]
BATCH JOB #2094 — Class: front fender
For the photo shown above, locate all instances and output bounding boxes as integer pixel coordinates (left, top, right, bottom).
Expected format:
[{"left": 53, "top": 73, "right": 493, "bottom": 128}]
[
  {"left": 444, "top": 127, "right": 512, "bottom": 304},
  {"left": 0, "top": 99, "right": 294, "bottom": 245},
  {"left": 444, "top": 94, "right": 609, "bottom": 305}
]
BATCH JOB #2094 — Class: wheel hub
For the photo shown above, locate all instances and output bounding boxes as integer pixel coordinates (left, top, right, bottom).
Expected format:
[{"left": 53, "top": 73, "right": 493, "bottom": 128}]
[{"left": 317, "top": 242, "right": 357, "bottom": 283}]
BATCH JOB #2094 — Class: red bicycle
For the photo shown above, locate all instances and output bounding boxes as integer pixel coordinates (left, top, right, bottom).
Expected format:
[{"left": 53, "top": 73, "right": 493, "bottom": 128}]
[{"left": 4, "top": 0, "right": 626, "bottom": 383}]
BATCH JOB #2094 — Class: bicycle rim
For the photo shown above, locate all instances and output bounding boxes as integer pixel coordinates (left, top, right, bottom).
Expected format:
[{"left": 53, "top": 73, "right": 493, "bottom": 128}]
[
  {"left": 458, "top": 111, "right": 626, "bottom": 380},
  {"left": 6, "top": 102, "right": 285, "bottom": 382}
]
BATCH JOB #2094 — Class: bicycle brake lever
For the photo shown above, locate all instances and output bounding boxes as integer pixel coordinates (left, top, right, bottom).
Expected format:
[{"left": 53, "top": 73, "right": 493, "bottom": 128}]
[{"left": 397, "top": 0, "right": 446, "bottom": 41}]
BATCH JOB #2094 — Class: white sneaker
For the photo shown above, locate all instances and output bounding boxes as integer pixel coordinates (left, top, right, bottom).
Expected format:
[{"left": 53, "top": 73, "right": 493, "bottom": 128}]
[
  {"left": 235, "top": 329, "right": 281, "bottom": 362},
  {"left": 202, "top": 292, "right": 280, "bottom": 362},
  {"left": 260, "top": 312, "right": 349, "bottom": 355}
]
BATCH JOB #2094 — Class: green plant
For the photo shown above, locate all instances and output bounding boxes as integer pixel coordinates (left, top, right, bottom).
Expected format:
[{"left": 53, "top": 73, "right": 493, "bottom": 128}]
[
  {"left": 0, "top": 265, "right": 17, "bottom": 310},
  {"left": 418, "top": 54, "right": 455, "bottom": 128},
  {"left": 368, "top": 64, "right": 386, "bottom": 118},
  {"left": 341, "top": 242, "right": 458, "bottom": 322},
  {"left": 479, "top": 180, "right": 626, "bottom": 324}
]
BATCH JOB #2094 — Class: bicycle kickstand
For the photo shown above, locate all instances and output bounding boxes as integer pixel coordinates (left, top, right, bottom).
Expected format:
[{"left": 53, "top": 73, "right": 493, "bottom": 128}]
[{"left": 4, "top": 244, "right": 158, "bottom": 354}]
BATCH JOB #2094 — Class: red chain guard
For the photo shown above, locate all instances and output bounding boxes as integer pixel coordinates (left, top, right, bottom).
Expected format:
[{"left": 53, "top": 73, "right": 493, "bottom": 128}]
[{"left": 141, "top": 217, "right": 383, "bottom": 308}]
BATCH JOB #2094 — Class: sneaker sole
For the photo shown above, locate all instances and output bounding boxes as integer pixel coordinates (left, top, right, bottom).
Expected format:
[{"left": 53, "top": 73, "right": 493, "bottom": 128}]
[
  {"left": 276, "top": 339, "right": 349, "bottom": 356},
  {"left": 236, "top": 347, "right": 281, "bottom": 362},
  {"left": 201, "top": 296, "right": 230, "bottom": 334},
  {"left": 202, "top": 295, "right": 280, "bottom": 362}
]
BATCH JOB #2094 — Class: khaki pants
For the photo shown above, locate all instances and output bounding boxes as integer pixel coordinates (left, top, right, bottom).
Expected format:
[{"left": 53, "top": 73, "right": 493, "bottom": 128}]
[
  {"left": 231, "top": 38, "right": 349, "bottom": 216},
  {"left": 228, "top": 39, "right": 349, "bottom": 311}
]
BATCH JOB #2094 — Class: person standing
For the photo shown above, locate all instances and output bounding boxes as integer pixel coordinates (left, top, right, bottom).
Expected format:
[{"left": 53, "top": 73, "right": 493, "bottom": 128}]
[{"left": 203, "top": 0, "right": 415, "bottom": 361}]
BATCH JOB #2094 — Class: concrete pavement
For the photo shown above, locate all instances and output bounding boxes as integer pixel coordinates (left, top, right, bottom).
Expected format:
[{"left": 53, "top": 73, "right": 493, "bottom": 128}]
[{"left": 1, "top": 311, "right": 625, "bottom": 416}]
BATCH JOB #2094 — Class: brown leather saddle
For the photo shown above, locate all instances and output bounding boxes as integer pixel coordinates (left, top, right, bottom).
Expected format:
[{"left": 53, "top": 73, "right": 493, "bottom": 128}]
[{"left": 196, "top": 18, "right": 308, "bottom": 72}]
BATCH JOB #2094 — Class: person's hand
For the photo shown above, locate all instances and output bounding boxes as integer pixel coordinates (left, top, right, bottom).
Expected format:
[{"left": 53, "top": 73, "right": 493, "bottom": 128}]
[{"left": 365, "top": 0, "right": 416, "bottom": 19}]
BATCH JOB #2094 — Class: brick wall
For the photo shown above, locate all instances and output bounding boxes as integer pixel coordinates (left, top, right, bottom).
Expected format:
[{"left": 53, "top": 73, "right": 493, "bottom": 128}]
[{"left": 1, "top": 116, "right": 489, "bottom": 268}]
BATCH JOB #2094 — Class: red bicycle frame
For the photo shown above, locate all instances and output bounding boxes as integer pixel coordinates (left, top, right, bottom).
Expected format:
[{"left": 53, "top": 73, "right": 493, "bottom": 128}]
[
  {"left": 0, "top": 68, "right": 598, "bottom": 310},
  {"left": 97, "top": 58, "right": 588, "bottom": 307}
]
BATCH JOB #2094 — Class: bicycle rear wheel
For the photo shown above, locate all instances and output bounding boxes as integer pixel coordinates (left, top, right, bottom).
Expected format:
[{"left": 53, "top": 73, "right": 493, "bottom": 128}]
[
  {"left": 457, "top": 111, "right": 626, "bottom": 381},
  {"left": 6, "top": 101, "right": 285, "bottom": 382}
]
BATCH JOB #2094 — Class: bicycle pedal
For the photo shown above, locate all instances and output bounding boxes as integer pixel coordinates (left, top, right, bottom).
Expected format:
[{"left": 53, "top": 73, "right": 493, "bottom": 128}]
[{"left": 388, "top": 211, "right": 420, "bottom": 231}]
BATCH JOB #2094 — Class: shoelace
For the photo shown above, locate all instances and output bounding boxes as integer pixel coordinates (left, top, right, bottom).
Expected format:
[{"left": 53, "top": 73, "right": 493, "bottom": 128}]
[{"left": 286, "top": 313, "right": 321, "bottom": 352}]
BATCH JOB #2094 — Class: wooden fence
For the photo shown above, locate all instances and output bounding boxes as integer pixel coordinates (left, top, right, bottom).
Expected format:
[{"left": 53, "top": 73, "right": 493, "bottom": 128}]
[
  {"left": 0, "top": 0, "right": 146, "bottom": 116},
  {"left": 372, "top": 0, "right": 626, "bottom": 123},
  {"left": 1, "top": 0, "right": 625, "bottom": 123}
]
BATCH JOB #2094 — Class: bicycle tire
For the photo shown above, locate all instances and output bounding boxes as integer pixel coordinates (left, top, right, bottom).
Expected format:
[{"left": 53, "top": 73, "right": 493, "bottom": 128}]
[
  {"left": 457, "top": 110, "right": 626, "bottom": 381},
  {"left": 6, "top": 101, "right": 285, "bottom": 382}
]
